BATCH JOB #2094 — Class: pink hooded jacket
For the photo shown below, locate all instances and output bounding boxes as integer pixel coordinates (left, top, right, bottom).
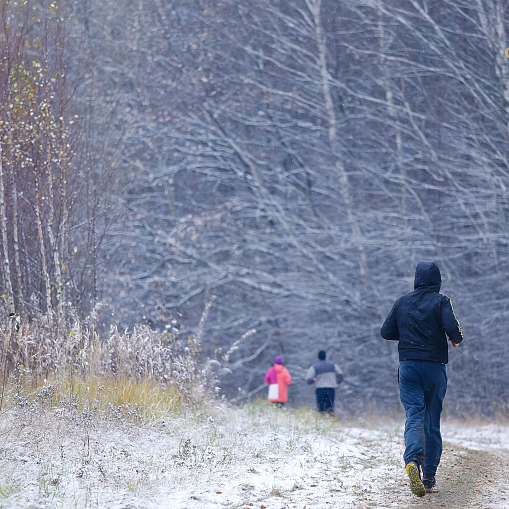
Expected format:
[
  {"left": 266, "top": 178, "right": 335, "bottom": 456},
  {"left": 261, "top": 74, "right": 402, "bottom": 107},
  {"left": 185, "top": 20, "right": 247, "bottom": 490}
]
[{"left": 264, "top": 364, "right": 292, "bottom": 402}]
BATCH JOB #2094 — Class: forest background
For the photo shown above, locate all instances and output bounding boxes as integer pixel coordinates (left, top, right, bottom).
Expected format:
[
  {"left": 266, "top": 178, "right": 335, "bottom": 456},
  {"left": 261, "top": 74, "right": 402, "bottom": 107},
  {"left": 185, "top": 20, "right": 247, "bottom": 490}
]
[{"left": 0, "top": 0, "right": 508, "bottom": 415}]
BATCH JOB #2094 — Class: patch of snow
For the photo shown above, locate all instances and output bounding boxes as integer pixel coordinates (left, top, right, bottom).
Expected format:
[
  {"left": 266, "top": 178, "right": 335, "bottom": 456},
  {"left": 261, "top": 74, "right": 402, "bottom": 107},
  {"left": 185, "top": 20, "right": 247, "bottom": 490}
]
[
  {"left": 0, "top": 405, "right": 506, "bottom": 508},
  {"left": 442, "top": 424, "right": 509, "bottom": 451}
]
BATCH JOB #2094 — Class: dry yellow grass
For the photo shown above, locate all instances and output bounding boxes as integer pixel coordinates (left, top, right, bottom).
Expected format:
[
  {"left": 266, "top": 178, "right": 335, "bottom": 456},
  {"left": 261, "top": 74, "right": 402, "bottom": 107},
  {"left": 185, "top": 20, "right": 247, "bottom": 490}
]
[
  {"left": 0, "top": 308, "right": 207, "bottom": 421},
  {"left": 1, "top": 375, "right": 190, "bottom": 423}
]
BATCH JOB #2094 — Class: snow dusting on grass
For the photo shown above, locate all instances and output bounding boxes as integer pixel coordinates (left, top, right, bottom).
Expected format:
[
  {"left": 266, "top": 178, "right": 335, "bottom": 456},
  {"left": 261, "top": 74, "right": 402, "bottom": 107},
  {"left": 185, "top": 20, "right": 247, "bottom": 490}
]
[{"left": 0, "top": 399, "right": 507, "bottom": 508}]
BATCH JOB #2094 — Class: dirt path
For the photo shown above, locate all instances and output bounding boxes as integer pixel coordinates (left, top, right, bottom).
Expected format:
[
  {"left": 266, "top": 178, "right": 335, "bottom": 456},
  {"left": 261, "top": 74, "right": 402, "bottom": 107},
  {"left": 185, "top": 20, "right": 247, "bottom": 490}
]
[
  {"left": 377, "top": 444, "right": 509, "bottom": 509},
  {"left": 229, "top": 431, "right": 509, "bottom": 509}
]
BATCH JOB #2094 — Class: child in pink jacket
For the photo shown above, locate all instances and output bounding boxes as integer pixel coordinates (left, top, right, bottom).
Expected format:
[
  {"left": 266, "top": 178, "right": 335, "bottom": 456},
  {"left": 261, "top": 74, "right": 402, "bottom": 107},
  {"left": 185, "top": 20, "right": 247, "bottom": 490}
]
[{"left": 264, "top": 356, "right": 292, "bottom": 405}]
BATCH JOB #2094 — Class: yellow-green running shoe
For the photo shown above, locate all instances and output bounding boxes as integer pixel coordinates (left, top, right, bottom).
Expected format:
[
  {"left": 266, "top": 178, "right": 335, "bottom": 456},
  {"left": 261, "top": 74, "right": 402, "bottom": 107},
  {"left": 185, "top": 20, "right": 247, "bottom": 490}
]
[{"left": 406, "top": 461, "right": 426, "bottom": 497}]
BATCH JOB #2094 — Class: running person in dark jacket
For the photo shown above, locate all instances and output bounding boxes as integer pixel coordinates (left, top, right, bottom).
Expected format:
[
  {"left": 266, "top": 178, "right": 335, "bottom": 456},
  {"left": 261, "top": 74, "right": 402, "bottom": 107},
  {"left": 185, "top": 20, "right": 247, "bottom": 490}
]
[
  {"left": 305, "top": 350, "right": 344, "bottom": 414},
  {"left": 381, "top": 261, "right": 463, "bottom": 497}
]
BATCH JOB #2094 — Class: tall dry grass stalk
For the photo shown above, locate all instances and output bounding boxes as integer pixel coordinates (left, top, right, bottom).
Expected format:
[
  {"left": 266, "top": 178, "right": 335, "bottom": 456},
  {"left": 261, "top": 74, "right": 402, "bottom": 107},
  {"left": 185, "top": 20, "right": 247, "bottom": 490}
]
[
  {"left": 1, "top": 375, "right": 186, "bottom": 424},
  {"left": 0, "top": 306, "right": 207, "bottom": 413}
]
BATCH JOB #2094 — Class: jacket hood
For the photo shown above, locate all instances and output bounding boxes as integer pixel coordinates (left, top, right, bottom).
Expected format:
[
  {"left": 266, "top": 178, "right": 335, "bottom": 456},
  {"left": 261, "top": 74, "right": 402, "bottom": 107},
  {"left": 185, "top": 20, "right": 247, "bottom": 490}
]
[
  {"left": 414, "top": 261, "right": 441, "bottom": 290},
  {"left": 274, "top": 364, "right": 285, "bottom": 373}
]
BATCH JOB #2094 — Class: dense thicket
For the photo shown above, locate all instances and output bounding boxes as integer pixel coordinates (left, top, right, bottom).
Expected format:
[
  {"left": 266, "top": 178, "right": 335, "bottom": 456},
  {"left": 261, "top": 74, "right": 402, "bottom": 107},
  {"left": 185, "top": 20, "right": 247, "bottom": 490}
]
[
  {"left": 3, "top": 0, "right": 509, "bottom": 414},
  {"left": 0, "top": 1, "right": 114, "bottom": 322}
]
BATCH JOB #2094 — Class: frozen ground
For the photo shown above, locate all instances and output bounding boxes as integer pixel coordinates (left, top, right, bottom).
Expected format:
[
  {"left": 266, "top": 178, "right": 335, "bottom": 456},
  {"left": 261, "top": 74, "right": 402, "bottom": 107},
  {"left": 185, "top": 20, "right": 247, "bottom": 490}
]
[
  {"left": 442, "top": 423, "right": 509, "bottom": 451},
  {"left": 0, "top": 402, "right": 507, "bottom": 509}
]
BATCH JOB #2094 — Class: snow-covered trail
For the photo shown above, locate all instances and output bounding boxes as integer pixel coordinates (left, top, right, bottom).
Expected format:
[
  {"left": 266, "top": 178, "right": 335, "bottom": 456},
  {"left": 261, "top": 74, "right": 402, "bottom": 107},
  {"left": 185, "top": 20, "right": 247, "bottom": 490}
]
[
  {"left": 209, "top": 444, "right": 509, "bottom": 509},
  {"left": 0, "top": 403, "right": 507, "bottom": 508},
  {"left": 175, "top": 424, "right": 509, "bottom": 509}
]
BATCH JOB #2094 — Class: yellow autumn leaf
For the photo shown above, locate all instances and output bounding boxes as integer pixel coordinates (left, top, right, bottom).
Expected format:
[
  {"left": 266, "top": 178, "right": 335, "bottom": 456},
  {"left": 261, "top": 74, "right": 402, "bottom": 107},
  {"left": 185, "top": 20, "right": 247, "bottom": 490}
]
[
  {"left": 1, "top": 294, "right": 6, "bottom": 302},
  {"left": 354, "top": 487, "right": 359, "bottom": 491}
]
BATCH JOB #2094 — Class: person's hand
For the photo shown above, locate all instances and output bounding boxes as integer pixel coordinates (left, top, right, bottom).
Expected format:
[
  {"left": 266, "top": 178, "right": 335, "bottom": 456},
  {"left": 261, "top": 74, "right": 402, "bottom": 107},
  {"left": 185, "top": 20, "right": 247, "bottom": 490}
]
[{"left": 449, "top": 339, "right": 459, "bottom": 347}]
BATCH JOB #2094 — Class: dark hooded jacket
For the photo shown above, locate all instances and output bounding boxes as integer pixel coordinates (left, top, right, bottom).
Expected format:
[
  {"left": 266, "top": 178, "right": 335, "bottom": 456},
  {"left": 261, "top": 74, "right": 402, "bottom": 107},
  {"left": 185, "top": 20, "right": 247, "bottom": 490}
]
[{"left": 380, "top": 261, "right": 463, "bottom": 364}]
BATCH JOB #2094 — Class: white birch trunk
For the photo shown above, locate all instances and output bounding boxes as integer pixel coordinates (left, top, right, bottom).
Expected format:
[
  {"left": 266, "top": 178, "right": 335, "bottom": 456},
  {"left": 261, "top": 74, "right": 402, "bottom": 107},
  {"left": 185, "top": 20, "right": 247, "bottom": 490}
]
[
  {"left": 0, "top": 145, "right": 14, "bottom": 315},
  {"left": 11, "top": 179, "right": 23, "bottom": 311},
  {"left": 307, "top": 0, "right": 367, "bottom": 277},
  {"left": 34, "top": 172, "right": 52, "bottom": 314},
  {"left": 60, "top": 173, "right": 69, "bottom": 310},
  {"left": 47, "top": 163, "right": 64, "bottom": 325}
]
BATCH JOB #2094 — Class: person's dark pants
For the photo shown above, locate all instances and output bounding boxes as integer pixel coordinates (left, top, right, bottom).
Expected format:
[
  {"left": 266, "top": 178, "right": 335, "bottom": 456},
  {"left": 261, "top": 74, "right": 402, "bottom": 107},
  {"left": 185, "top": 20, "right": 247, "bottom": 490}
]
[
  {"left": 399, "top": 360, "right": 447, "bottom": 479},
  {"left": 316, "top": 388, "right": 335, "bottom": 413}
]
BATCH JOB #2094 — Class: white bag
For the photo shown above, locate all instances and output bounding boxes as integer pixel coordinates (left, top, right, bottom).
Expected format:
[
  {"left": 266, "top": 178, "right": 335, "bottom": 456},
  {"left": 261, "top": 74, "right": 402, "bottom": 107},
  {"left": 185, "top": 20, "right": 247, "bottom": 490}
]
[{"left": 268, "top": 383, "right": 279, "bottom": 400}]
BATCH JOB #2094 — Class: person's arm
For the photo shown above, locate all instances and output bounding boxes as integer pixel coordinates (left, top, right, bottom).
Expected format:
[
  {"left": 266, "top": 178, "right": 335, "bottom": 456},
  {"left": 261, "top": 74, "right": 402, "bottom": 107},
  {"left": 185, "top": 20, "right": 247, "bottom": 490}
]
[
  {"left": 285, "top": 369, "right": 292, "bottom": 385},
  {"left": 334, "top": 364, "right": 344, "bottom": 384},
  {"left": 441, "top": 296, "right": 463, "bottom": 347},
  {"left": 305, "top": 366, "right": 316, "bottom": 385},
  {"left": 380, "top": 300, "right": 400, "bottom": 340},
  {"left": 264, "top": 370, "right": 271, "bottom": 385}
]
